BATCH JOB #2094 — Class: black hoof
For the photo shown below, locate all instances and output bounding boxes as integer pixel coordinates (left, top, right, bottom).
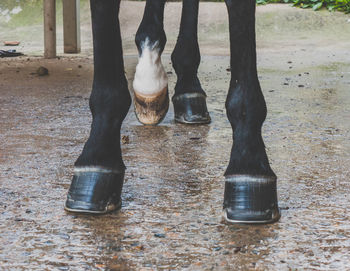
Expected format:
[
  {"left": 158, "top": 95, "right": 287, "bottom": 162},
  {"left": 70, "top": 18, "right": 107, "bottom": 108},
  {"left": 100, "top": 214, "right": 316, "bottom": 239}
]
[
  {"left": 223, "top": 175, "right": 280, "bottom": 224},
  {"left": 172, "top": 93, "right": 211, "bottom": 124},
  {"left": 65, "top": 168, "right": 124, "bottom": 214}
]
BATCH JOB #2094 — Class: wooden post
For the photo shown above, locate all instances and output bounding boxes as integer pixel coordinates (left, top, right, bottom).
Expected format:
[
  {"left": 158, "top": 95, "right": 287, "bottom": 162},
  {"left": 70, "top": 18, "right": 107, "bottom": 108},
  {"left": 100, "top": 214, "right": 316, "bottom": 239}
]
[
  {"left": 44, "top": 0, "right": 56, "bottom": 58},
  {"left": 63, "top": 0, "right": 81, "bottom": 54}
]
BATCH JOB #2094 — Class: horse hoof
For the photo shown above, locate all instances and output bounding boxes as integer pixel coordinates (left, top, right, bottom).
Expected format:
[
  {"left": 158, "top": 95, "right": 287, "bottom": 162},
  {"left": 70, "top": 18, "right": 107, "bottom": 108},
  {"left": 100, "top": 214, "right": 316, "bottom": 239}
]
[
  {"left": 65, "top": 168, "right": 124, "bottom": 214},
  {"left": 222, "top": 175, "right": 280, "bottom": 224},
  {"left": 172, "top": 93, "right": 211, "bottom": 124},
  {"left": 133, "top": 86, "right": 169, "bottom": 125}
]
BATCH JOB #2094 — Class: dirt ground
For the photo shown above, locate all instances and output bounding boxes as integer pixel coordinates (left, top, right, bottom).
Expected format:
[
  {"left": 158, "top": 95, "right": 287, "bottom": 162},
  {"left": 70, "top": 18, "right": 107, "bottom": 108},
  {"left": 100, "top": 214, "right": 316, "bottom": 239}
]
[{"left": 1, "top": 3, "right": 350, "bottom": 270}]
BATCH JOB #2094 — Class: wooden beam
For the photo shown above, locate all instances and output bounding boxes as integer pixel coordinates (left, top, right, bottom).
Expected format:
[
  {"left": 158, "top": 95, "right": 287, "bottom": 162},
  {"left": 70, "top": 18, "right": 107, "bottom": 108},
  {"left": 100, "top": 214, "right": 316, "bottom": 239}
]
[
  {"left": 63, "top": 0, "right": 81, "bottom": 54},
  {"left": 44, "top": 0, "right": 56, "bottom": 58}
]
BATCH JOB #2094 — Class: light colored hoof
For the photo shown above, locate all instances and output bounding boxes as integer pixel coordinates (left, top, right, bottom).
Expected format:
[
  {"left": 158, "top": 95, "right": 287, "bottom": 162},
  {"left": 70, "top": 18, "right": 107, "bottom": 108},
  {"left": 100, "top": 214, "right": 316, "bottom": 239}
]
[{"left": 133, "top": 86, "right": 169, "bottom": 125}]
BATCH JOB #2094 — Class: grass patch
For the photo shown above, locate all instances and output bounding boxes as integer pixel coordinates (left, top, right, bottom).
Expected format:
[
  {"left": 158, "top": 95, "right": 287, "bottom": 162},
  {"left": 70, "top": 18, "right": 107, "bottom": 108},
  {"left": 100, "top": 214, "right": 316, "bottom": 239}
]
[
  {"left": 202, "top": 0, "right": 350, "bottom": 13},
  {"left": 257, "top": 0, "right": 350, "bottom": 13}
]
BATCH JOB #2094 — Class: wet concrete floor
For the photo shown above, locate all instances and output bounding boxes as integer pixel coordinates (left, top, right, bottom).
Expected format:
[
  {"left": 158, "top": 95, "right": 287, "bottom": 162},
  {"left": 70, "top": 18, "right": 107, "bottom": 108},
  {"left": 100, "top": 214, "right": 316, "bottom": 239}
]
[{"left": 1, "top": 3, "right": 350, "bottom": 271}]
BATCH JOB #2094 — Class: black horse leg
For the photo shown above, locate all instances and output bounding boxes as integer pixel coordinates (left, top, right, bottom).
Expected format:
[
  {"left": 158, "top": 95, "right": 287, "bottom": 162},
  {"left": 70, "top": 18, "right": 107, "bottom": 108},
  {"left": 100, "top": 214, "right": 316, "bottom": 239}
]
[
  {"left": 171, "top": 0, "right": 210, "bottom": 124},
  {"left": 65, "top": 0, "right": 131, "bottom": 214},
  {"left": 223, "top": 0, "right": 280, "bottom": 223},
  {"left": 133, "top": 0, "right": 168, "bottom": 125}
]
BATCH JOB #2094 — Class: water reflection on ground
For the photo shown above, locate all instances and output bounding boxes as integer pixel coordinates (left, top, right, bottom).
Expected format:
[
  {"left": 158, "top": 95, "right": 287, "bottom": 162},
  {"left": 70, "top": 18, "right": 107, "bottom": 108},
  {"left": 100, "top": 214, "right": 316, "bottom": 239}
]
[
  {"left": 0, "top": 52, "right": 349, "bottom": 269},
  {"left": 1, "top": 2, "right": 350, "bottom": 270}
]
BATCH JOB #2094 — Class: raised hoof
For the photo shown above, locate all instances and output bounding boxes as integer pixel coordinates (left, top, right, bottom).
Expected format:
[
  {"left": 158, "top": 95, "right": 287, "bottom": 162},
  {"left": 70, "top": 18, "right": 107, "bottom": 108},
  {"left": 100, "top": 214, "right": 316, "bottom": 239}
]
[
  {"left": 133, "top": 86, "right": 169, "bottom": 125},
  {"left": 65, "top": 168, "right": 124, "bottom": 214},
  {"left": 172, "top": 93, "right": 211, "bottom": 124},
  {"left": 223, "top": 175, "right": 280, "bottom": 224}
]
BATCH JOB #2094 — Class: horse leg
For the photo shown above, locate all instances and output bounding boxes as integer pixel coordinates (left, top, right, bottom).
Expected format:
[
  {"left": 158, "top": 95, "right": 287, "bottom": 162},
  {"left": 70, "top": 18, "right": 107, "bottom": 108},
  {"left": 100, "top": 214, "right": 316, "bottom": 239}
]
[
  {"left": 171, "top": 0, "right": 211, "bottom": 124},
  {"left": 133, "top": 0, "right": 168, "bottom": 125},
  {"left": 65, "top": 0, "right": 131, "bottom": 214},
  {"left": 223, "top": 0, "right": 280, "bottom": 223}
]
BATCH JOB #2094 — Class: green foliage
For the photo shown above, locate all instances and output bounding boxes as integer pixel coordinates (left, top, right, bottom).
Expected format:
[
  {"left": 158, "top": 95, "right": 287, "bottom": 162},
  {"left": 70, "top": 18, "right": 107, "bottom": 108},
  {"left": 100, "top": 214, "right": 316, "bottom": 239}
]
[
  {"left": 0, "top": 0, "right": 41, "bottom": 10},
  {"left": 257, "top": 0, "right": 350, "bottom": 13}
]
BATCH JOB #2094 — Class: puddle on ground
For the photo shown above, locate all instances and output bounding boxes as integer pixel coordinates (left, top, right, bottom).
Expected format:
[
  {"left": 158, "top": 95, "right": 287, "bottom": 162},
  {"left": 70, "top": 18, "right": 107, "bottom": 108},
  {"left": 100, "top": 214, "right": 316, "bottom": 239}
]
[
  {"left": 1, "top": 2, "right": 350, "bottom": 270},
  {"left": 0, "top": 52, "right": 349, "bottom": 269}
]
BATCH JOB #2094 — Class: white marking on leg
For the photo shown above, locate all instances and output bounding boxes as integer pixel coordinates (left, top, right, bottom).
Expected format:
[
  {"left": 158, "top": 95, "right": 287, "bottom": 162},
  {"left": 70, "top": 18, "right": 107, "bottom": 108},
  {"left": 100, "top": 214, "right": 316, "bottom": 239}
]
[
  {"left": 225, "top": 175, "right": 276, "bottom": 184},
  {"left": 74, "top": 167, "right": 123, "bottom": 174},
  {"left": 133, "top": 38, "right": 168, "bottom": 96}
]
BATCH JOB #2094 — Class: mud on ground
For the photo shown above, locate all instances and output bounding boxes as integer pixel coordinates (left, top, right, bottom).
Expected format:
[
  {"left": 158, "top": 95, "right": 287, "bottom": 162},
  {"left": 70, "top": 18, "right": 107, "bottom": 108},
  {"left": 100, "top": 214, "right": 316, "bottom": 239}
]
[{"left": 1, "top": 3, "right": 350, "bottom": 270}]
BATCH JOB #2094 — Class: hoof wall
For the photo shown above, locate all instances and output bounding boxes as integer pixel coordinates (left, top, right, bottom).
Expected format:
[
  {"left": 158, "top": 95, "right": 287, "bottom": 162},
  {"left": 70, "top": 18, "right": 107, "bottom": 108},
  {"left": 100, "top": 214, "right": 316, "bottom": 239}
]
[
  {"left": 65, "top": 169, "right": 124, "bottom": 214},
  {"left": 133, "top": 87, "right": 169, "bottom": 125},
  {"left": 172, "top": 93, "right": 211, "bottom": 124},
  {"left": 223, "top": 175, "right": 280, "bottom": 224},
  {"left": 223, "top": 207, "right": 280, "bottom": 224}
]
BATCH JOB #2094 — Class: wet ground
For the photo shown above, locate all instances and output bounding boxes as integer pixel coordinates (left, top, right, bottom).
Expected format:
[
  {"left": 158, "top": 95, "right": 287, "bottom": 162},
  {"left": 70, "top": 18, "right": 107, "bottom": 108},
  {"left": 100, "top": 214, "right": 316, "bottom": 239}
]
[{"left": 1, "top": 2, "right": 350, "bottom": 270}]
